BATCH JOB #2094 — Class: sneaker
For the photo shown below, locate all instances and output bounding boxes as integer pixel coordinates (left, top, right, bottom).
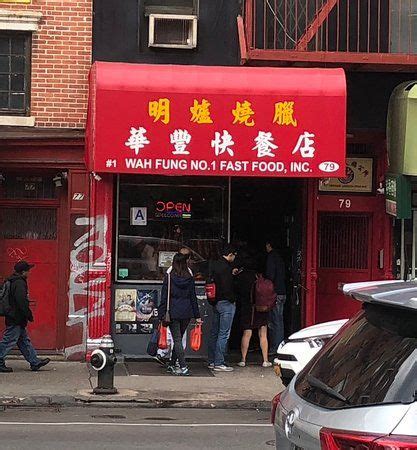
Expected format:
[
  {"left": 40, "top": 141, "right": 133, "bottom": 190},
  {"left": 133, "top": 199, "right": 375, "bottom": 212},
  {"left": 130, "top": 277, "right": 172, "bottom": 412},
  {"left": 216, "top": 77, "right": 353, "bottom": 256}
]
[
  {"left": 208, "top": 363, "right": 215, "bottom": 370},
  {"left": 262, "top": 361, "right": 273, "bottom": 368},
  {"left": 0, "top": 364, "right": 13, "bottom": 373},
  {"left": 30, "top": 358, "right": 51, "bottom": 372},
  {"left": 237, "top": 361, "right": 246, "bottom": 367},
  {"left": 213, "top": 365, "right": 234, "bottom": 372},
  {"left": 175, "top": 367, "right": 190, "bottom": 376},
  {"left": 166, "top": 365, "right": 176, "bottom": 374}
]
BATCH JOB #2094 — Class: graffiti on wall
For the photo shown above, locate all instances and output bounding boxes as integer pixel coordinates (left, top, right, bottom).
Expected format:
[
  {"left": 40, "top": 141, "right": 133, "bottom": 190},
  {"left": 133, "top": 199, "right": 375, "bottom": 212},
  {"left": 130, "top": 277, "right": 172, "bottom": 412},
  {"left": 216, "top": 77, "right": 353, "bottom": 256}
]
[
  {"left": 66, "top": 214, "right": 108, "bottom": 359},
  {"left": 7, "top": 246, "right": 28, "bottom": 262}
]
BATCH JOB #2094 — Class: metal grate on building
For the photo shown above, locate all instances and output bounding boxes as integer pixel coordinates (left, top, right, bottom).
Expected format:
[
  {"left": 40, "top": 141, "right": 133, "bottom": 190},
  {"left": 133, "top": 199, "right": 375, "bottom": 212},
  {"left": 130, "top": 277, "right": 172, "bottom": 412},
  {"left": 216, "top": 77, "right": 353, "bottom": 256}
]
[{"left": 319, "top": 213, "right": 369, "bottom": 269}]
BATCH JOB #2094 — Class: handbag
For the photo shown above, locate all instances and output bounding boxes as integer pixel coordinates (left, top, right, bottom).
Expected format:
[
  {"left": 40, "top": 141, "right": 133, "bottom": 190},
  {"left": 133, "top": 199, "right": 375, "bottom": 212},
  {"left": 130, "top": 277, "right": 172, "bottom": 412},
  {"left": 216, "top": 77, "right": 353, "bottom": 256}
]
[
  {"left": 205, "top": 260, "right": 217, "bottom": 303},
  {"left": 190, "top": 323, "right": 202, "bottom": 352},
  {"left": 162, "top": 272, "right": 172, "bottom": 325},
  {"left": 146, "top": 324, "right": 160, "bottom": 357},
  {"left": 158, "top": 323, "right": 168, "bottom": 350}
]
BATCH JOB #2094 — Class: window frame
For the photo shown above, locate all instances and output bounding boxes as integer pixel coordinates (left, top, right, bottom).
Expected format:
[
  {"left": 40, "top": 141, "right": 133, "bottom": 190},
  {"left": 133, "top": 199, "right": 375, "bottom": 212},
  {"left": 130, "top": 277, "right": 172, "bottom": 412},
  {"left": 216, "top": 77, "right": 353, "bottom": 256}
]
[
  {"left": 115, "top": 175, "right": 227, "bottom": 284},
  {"left": 0, "top": 30, "right": 32, "bottom": 117}
]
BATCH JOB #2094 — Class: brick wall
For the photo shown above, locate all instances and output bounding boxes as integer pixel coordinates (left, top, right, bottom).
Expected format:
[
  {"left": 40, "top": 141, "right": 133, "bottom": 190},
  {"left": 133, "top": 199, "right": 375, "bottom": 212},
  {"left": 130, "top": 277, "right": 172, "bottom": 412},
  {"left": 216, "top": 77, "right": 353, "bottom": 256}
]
[{"left": 1, "top": 0, "right": 92, "bottom": 128}]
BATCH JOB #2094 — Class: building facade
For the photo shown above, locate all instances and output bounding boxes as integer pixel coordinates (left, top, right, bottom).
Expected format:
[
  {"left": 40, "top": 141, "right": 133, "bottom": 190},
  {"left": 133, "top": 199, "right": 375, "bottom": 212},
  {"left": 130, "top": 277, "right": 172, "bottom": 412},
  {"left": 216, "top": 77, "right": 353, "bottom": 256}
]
[
  {"left": 0, "top": 0, "right": 92, "bottom": 358},
  {"left": 87, "top": 0, "right": 351, "bottom": 358},
  {"left": 3, "top": 1, "right": 415, "bottom": 360}
]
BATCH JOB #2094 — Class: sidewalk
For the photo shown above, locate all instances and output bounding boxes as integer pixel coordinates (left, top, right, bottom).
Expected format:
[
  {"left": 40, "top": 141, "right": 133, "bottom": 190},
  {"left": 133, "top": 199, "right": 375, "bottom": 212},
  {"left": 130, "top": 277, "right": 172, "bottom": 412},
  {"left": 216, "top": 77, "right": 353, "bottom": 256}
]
[{"left": 0, "top": 359, "right": 284, "bottom": 410}]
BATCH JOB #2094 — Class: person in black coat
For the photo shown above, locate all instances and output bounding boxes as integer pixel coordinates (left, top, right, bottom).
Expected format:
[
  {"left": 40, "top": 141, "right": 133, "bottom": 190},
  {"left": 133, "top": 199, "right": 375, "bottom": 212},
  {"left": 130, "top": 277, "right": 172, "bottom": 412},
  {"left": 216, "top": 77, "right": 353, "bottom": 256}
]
[
  {"left": 0, "top": 261, "right": 50, "bottom": 373},
  {"left": 207, "top": 245, "right": 237, "bottom": 372},
  {"left": 265, "top": 241, "right": 287, "bottom": 353},
  {"left": 158, "top": 253, "right": 201, "bottom": 376}
]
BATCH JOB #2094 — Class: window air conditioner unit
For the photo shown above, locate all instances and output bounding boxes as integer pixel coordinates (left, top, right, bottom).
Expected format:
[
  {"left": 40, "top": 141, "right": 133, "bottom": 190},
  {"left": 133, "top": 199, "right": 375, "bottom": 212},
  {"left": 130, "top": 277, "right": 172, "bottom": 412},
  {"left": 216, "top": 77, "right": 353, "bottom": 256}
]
[{"left": 148, "top": 14, "right": 197, "bottom": 49}]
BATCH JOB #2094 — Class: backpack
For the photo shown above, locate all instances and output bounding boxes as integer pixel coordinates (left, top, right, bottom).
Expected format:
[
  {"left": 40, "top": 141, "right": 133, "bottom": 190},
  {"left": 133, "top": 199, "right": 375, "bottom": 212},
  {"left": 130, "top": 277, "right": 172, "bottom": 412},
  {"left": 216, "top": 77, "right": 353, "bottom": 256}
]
[
  {"left": 0, "top": 280, "right": 11, "bottom": 317},
  {"left": 254, "top": 275, "right": 277, "bottom": 312}
]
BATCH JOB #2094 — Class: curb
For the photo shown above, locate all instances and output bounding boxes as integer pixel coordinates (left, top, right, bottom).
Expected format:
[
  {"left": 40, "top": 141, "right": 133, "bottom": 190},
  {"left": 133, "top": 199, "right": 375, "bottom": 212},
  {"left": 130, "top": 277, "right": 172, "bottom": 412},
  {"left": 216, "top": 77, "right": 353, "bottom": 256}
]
[
  {"left": 0, "top": 395, "right": 270, "bottom": 411},
  {"left": 0, "top": 395, "right": 78, "bottom": 407},
  {"left": 151, "top": 399, "right": 271, "bottom": 410}
]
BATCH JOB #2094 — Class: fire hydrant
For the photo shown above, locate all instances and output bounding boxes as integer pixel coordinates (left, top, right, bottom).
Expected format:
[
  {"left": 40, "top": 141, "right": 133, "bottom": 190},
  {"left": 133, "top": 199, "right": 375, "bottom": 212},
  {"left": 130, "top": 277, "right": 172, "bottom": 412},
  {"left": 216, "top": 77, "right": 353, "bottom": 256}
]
[{"left": 90, "top": 335, "right": 118, "bottom": 395}]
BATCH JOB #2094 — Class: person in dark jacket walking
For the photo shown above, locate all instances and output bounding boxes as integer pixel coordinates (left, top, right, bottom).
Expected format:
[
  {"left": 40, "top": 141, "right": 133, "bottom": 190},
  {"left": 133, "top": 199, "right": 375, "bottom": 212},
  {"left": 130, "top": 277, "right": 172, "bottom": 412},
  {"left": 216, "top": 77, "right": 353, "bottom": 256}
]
[
  {"left": 0, "top": 261, "right": 50, "bottom": 373},
  {"left": 207, "top": 245, "right": 237, "bottom": 372},
  {"left": 265, "top": 241, "right": 287, "bottom": 354},
  {"left": 158, "top": 253, "right": 201, "bottom": 376}
]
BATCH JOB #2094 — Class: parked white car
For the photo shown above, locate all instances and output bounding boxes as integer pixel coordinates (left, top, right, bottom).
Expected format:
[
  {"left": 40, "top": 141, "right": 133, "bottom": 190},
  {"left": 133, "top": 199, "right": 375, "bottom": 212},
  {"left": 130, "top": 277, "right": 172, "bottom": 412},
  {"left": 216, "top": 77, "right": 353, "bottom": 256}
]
[{"left": 274, "top": 319, "right": 348, "bottom": 385}]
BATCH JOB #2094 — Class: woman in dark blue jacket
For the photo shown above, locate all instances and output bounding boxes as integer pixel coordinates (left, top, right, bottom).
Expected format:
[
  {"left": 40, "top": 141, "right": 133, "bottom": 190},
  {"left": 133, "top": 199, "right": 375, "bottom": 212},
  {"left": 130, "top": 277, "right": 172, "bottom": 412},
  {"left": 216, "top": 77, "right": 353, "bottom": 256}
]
[{"left": 159, "top": 253, "right": 201, "bottom": 376}]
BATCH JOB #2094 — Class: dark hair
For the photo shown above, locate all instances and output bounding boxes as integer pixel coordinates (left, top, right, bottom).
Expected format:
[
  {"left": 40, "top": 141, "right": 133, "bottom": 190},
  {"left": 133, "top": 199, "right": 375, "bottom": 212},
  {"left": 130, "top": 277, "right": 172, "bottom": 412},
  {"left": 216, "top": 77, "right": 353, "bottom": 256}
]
[
  {"left": 172, "top": 253, "right": 192, "bottom": 278},
  {"left": 179, "top": 247, "right": 191, "bottom": 259},
  {"left": 266, "top": 239, "right": 277, "bottom": 249},
  {"left": 222, "top": 244, "right": 237, "bottom": 257}
]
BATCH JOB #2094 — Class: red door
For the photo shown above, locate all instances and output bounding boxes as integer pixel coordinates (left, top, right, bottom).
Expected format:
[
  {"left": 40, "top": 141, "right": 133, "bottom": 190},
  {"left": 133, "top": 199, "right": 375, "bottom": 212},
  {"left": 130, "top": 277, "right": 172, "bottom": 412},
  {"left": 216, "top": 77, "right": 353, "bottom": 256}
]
[
  {"left": 316, "top": 213, "right": 373, "bottom": 322},
  {"left": 0, "top": 207, "right": 58, "bottom": 350}
]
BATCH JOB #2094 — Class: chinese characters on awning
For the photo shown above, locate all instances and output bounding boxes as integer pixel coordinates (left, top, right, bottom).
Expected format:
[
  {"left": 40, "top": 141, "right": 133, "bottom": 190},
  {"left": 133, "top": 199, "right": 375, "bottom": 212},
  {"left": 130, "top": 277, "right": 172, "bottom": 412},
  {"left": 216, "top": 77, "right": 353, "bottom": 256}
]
[{"left": 88, "top": 63, "right": 346, "bottom": 177}]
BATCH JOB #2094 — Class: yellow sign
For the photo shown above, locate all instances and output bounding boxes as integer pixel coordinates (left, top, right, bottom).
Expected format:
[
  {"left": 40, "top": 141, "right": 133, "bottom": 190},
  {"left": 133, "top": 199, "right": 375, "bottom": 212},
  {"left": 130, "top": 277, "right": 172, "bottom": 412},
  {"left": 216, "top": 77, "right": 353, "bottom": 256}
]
[
  {"left": 273, "top": 101, "right": 297, "bottom": 126},
  {"left": 232, "top": 100, "right": 255, "bottom": 127},
  {"left": 190, "top": 99, "right": 213, "bottom": 124},
  {"left": 319, "top": 158, "right": 373, "bottom": 193},
  {"left": 149, "top": 98, "right": 170, "bottom": 124},
  {"left": 144, "top": 97, "right": 303, "bottom": 127},
  {"left": 0, "top": 0, "right": 31, "bottom": 3}
]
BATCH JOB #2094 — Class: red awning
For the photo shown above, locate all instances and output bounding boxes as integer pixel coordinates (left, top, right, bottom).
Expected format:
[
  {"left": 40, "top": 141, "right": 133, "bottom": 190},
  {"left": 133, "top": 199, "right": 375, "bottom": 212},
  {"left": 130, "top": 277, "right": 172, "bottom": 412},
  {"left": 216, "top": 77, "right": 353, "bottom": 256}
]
[{"left": 87, "top": 62, "right": 346, "bottom": 178}]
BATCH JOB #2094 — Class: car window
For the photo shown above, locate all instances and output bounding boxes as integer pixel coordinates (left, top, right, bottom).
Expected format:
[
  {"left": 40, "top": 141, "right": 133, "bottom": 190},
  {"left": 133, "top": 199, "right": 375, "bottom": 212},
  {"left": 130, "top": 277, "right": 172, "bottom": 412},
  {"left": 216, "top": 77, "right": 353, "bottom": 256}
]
[{"left": 295, "top": 303, "right": 417, "bottom": 409}]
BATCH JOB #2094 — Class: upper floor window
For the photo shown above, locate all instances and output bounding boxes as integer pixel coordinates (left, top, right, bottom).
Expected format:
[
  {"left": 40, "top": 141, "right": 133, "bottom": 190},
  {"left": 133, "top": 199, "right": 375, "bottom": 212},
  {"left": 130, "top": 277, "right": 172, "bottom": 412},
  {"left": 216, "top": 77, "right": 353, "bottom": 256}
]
[
  {"left": 145, "top": 0, "right": 199, "bottom": 49},
  {"left": 0, "top": 32, "right": 31, "bottom": 116}
]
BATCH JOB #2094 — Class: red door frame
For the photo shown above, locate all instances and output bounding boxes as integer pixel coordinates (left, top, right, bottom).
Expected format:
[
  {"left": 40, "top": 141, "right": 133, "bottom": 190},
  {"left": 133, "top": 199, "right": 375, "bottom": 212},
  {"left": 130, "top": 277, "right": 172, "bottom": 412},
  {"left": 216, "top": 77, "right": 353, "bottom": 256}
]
[
  {"left": 0, "top": 137, "right": 85, "bottom": 353},
  {"left": 0, "top": 181, "right": 64, "bottom": 349},
  {"left": 304, "top": 131, "right": 392, "bottom": 327}
]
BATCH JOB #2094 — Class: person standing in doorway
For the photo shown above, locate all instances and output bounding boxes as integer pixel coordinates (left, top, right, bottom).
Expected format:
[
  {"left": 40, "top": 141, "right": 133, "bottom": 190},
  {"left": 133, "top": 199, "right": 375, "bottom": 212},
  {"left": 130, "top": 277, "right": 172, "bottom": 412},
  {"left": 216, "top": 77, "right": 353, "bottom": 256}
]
[
  {"left": 265, "top": 241, "right": 286, "bottom": 354},
  {"left": 158, "top": 253, "right": 201, "bottom": 376},
  {"left": 235, "top": 256, "right": 272, "bottom": 368},
  {"left": 0, "top": 261, "right": 50, "bottom": 373},
  {"left": 207, "top": 245, "right": 237, "bottom": 372}
]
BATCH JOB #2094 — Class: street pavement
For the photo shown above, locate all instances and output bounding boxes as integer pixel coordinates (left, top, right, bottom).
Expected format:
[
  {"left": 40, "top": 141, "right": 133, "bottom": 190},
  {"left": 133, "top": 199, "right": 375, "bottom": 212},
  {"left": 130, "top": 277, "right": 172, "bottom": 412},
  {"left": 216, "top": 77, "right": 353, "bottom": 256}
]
[
  {"left": 0, "top": 406, "right": 275, "bottom": 449},
  {"left": 0, "top": 359, "right": 283, "bottom": 409}
]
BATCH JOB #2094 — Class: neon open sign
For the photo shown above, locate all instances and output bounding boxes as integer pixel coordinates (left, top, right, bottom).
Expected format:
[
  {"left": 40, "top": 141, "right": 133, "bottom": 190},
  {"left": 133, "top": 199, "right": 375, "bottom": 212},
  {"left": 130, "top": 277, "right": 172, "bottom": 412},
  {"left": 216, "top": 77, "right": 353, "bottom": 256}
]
[{"left": 155, "top": 201, "right": 192, "bottom": 219}]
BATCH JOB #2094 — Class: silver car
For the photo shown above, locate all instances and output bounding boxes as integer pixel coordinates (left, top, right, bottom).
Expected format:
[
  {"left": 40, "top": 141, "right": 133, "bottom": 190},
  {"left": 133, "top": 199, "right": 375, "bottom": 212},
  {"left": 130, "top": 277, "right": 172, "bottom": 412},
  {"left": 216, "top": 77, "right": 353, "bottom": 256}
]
[{"left": 272, "top": 280, "right": 417, "bottom": 449}]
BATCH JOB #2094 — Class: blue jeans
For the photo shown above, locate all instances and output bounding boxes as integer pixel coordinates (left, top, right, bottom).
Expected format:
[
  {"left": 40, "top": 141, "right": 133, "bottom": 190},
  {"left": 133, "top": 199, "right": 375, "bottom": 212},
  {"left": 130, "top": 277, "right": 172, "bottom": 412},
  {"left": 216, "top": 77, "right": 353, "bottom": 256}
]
[
  {"left": 208, "top": 300, "right": 236, "bottom": 366},
  {"left": 0, "top": 325, "right": 40, "bottom": 366},
  {"left": 268, "top": 296, "right": 286, "bottom": 353}
]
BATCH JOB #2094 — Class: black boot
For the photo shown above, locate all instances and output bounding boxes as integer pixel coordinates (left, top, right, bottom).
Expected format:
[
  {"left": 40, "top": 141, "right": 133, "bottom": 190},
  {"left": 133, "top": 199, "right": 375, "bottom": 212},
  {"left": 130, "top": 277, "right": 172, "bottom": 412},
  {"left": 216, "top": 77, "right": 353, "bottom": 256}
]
[
  {"left": 0, "top": 363, "right": 13, "bottom": 373},
  {"left": 30, "top": 358, "right": 51, "bottom": 372}
]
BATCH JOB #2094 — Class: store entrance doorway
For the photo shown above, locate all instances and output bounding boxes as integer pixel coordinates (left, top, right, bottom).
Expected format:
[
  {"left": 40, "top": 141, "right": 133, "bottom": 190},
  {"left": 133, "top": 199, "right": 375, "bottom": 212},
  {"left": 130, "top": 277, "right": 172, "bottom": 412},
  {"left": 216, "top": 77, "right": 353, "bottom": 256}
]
[
  {"left": 0, "top": 207, "right": 58, "bottom": 350},
  {"left": 229, "top": 178, "right": 304, "bottom": 351},
  {"left": 316, "top": 212, "right": 374, "bottom": 322}
]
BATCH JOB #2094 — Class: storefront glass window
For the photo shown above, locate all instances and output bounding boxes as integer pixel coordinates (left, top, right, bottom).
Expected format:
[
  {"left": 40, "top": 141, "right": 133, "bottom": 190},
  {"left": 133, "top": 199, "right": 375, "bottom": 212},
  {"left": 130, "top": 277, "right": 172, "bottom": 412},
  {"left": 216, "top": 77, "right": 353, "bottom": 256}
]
[{"left": 116, "top": 176, "right": 226, "bottom": 282}]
